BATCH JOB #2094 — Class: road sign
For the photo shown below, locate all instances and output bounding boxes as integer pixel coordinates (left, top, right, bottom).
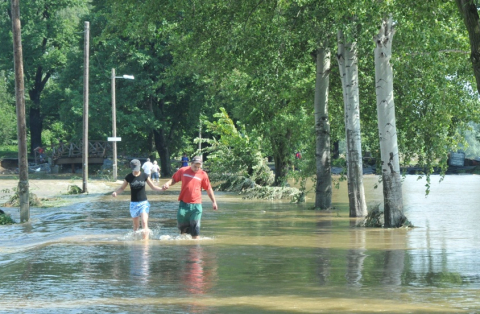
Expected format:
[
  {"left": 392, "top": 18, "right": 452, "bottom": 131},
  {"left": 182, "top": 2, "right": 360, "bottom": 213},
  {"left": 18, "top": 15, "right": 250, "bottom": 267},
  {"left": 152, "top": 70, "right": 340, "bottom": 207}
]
[{"left": 107, "top": 137, "right": 122, "bottom": 142}]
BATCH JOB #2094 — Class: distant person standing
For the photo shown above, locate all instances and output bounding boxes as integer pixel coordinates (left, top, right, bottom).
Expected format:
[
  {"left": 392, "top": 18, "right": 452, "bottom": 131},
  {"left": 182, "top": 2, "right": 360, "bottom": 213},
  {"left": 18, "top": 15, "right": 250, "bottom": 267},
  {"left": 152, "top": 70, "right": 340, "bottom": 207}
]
[
  {"left": 162, "top": 156, "right": 218, "bottom": 239},
  {"left": 142, "top": 158, "right": 153, "bottom": 178},
  {"left": 151, "top": 160, "right": 160, "bottom": 183},
  {"left": 34, "top": 146, "right": 45, "bottom": 163},
  {"left": 181, "top": 153, "right": 189, "bottom": 167},
  {"left": 112, "top": 159, "right": 163, "bottom": 238}
]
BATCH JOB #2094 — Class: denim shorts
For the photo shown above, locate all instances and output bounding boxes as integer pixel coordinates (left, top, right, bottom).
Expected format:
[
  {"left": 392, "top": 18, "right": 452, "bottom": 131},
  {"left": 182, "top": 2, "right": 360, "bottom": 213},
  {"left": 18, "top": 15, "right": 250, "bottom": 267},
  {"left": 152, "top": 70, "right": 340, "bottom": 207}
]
[{"left": 129, "top": 200, "right": 150, "bottom": 218}]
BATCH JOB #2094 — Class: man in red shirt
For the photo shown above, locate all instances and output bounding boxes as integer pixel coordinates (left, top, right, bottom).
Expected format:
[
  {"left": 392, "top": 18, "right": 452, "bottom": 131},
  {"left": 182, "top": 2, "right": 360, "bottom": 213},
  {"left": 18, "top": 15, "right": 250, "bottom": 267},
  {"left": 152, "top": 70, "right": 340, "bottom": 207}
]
[{"left": 162, "top": 156, "right": 218, "bottom": 239}]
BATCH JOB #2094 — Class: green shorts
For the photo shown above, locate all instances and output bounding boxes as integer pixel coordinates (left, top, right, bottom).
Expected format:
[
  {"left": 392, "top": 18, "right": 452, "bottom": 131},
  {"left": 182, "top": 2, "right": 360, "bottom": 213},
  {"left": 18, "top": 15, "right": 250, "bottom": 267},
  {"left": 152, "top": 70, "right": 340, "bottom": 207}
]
[{"left": 177, "top": 201, "right": 203, "bottom": 236}]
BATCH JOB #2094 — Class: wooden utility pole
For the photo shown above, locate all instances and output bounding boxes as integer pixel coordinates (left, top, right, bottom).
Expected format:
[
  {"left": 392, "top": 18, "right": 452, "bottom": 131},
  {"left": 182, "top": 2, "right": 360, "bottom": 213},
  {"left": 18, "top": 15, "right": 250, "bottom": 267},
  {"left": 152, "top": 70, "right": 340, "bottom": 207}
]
[
  {"left": 82, "top": 21, "right": 90, "bottom": 193},
  {"left": 11, "top": 0, "right": 30, "bottom": 222},
  {"left": 112, "top": 68, "right": 118, "bottom": 182}
]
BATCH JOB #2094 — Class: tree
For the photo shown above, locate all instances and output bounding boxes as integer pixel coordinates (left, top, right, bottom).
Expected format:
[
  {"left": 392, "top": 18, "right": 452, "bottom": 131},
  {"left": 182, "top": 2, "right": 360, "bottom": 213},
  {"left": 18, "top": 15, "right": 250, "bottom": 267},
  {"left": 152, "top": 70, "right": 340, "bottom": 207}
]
[
  {"left": 0, "top": 72, "right": 16, "bottom": 145},
  {"left": 39, "top": 0, "right": 480, "bottom": 201},
  {"left": 389, "top": 1, "right": 480, "bottom": 193},
  {"left": 455, "top": 0, "right": 480, "bottom": 95},
  {"left": 0, "top": 0, "right": 88, "bottom": 153},
  {"left": 337, "top": 31, "right": 367, "bottom": 217},
  {"left": 313, "top": 45, "right": 333, "bottom": 209},
  {"left": 52, "top": 1, "right": 208, "bottom": 176},
  {"left": 199, "top": 107, "right": 274, "bottom": 186},
  {"left": 374, "top": 17, "right": 407, "bottom": 227}
]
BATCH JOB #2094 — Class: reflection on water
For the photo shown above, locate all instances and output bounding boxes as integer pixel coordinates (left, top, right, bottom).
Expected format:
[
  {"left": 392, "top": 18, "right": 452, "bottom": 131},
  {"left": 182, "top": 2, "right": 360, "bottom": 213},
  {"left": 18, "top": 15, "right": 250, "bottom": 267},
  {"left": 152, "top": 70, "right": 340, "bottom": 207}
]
[
  {"left": 345, "top": 222, "right": 367, "bottom": 287},
  {"left": 181, "top": 245, "right": 217, "bottom": 295},
  {"left": 128, "top": 242, "right": 151, "bottom": 285},
  {"left": 0, "top": 175, "right": 480, "bottom": 313}
]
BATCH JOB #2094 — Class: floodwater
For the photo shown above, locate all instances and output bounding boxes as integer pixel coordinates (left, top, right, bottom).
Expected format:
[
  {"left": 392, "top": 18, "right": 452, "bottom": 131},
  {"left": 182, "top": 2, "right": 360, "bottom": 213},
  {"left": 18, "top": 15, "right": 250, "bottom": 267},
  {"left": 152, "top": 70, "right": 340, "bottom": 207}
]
[{"left": 1, "top": 175, "right": 480, "bottom": 313}]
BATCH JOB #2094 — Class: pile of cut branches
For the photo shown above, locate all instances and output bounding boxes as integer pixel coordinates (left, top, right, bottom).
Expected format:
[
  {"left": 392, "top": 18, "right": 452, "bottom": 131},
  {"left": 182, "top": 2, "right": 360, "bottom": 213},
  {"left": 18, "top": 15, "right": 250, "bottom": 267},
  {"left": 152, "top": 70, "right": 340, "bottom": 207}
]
[
  {"left": 211, "top": 173, "right": 303, "bottom": 202},
  {"left": 359, "top": 204, "right": 384, "bottom": 227},
  {"left": 358, "top": 203, "right": 414, "bottom": 228},
  {"left": 3, "top": 190, "right": 41, "bottom": 207},
  {"left": 0, "top": 210, "right": 15, "bottom": 225}
]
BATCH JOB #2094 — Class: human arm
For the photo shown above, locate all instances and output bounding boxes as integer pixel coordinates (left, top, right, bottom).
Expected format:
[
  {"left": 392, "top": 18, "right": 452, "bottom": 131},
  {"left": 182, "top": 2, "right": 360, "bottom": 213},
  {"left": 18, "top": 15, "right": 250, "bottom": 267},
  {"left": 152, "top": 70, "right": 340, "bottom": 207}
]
[
  {"left": 207, "top": 187, "right": 218, "bottom": 210},
  {"left": 161, "top": 178, "right": 177, "bottom": 190},
  {"left": 146, "top": 177, "right": 163, "bottom": 191},
  {"left": 112, "top": 180, "right": 128, "bottom": 197}
]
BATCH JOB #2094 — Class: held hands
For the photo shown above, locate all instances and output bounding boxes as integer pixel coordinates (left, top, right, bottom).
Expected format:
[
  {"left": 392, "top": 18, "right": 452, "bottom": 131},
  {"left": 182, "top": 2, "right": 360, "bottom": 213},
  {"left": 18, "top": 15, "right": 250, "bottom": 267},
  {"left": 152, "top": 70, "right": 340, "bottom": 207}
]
[
  {"left": 112, "top": 192, "right": 117, "bottom": 197},
  {"left": 162, "top": 179, "right": 175, "bottom": 191}
]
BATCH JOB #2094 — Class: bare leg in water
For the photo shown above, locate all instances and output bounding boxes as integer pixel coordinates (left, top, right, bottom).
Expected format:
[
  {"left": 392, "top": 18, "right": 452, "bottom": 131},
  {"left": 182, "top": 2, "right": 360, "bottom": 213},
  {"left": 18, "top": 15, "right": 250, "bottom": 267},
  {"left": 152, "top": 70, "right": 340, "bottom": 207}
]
[{"left": 133, "top": 212, "right": 150, "bottom": 239}]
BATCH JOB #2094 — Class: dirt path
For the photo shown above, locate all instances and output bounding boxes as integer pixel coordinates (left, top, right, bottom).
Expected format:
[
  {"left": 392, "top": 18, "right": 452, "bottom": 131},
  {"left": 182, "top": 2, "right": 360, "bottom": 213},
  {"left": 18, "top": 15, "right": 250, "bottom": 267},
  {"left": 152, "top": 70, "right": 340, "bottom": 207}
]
[{"left": 0, "top": 179, "right": 119, "bottom": 200}]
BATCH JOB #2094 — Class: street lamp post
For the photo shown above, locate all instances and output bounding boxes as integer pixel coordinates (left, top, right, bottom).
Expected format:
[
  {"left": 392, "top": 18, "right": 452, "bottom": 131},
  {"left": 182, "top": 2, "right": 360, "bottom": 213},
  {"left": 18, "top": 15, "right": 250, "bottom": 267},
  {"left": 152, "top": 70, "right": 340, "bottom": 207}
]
[{"left": 111, "top": 68, "right": 134, "bottom": 181}]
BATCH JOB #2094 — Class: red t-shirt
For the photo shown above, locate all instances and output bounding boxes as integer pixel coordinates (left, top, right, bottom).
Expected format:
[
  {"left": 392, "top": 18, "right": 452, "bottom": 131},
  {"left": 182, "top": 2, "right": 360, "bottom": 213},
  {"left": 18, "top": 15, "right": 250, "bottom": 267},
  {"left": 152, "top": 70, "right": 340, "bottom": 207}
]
[{"left": 172, "top": 167, "right": 211, "bottom": 204}]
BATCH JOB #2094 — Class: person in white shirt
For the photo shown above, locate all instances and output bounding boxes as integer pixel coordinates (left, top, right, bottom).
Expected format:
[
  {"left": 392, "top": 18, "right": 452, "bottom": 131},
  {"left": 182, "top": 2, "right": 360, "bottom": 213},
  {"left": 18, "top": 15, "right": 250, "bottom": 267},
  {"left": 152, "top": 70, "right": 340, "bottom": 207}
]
[
  {"left": 151, "top": 160, "right": 160, "bottom": 182},
  {"left": 142, "top": 158, "right": 153, "bottom": 178}
]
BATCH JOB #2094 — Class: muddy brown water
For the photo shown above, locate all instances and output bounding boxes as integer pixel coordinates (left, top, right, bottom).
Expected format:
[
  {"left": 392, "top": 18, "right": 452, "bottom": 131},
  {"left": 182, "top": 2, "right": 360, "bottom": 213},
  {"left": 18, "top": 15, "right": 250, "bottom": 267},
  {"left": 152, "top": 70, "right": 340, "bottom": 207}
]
[{"left": 1, "top": 175, "right": 480, "bottom": 313}]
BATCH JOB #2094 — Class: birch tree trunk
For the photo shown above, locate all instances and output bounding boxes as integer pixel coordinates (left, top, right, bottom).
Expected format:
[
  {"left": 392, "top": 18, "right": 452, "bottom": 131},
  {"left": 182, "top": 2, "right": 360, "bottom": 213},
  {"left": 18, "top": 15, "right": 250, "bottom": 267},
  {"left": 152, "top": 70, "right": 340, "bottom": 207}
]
[
  {"left": 373, "top": 17, "right": 407, "bottom": 228},
  {"left": 314, "top": 45, "right": 332, "bottom": 210},
  {"left": 337, "top": 31, "right": 367, "bottom": 217}
]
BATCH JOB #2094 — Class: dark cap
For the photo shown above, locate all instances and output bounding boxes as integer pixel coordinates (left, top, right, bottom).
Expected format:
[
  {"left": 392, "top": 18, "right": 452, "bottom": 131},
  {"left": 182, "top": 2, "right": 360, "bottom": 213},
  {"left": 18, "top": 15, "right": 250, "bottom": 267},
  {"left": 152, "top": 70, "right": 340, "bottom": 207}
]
[
  {"left": 130, "top": 159, "right": 141, "bottom": 171},
  {"left": 191, "top": 156, "right": 203, "bottom": 164}
]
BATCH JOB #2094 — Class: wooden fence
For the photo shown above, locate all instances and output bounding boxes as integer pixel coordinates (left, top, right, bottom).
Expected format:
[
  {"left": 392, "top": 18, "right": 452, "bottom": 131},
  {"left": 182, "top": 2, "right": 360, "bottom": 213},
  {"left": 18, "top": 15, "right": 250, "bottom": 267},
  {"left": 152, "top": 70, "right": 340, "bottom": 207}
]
[{"left": 50, "top": 140, "right": 112, "bottom": 165}]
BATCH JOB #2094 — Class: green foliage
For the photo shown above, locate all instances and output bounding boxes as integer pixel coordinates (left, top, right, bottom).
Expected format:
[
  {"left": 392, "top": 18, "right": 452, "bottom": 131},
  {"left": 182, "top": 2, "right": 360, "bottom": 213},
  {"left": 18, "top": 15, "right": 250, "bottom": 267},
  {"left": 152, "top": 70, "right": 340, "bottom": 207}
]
[
  {"left": 209, "top": 173, "right": 303, "bottom": 202},
  {"left": 0, "top": 145, "right": 18, "bottom": 159},
  {"left": 199, "top": 108, "right": 274, "bottom": 186},
  {"left": 241, "top": 185, "right": 303, "bottom": 201},
  {"left": 67, "top": 185, "right": 83, "bottom": 194},
  {"left": 209, "top": 174, "right": 256, "bottom": 192},
  {"left": 0, "top": 72, "right": 16, "bottom": 146},
  {"left": 388, "top": 1, "right": 480, "bottom": 192},
  {"left": 41, "top": 122, "right": 68, "bottom": 147},
  {"left": 460, "top": 122, "right": 480, "bottom": 158},
  {"left": 1, "top": 0, "right": 479, "bottom": 195},
  {"left": 199, "top": 108, "right": 307, "bottom": 201},
  {"left": 332, "top": 157, "right": 347, "bottom": 168},
  {"left": 3, "top": 188, "right": 42, "bottom": 207},
  {"left": 0, "top": 213, "right": 15, "bottom": 225},
  {"left": 425, "top": 271, "right": 464, "bottom": 287},
  {"left": 0, "top": 0, "right": 90, "bottom": 151}
]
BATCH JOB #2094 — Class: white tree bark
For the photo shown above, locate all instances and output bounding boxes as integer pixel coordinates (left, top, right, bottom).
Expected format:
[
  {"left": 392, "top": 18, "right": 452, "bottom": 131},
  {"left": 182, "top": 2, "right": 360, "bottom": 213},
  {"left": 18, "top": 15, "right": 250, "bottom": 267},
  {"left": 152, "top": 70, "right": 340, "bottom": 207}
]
[
  {"left": 337, "top": 30, "right": 367, "bottom": 217},
  {"left": 314, "top": 45, "right": 332, "bottom": 210},
  {"left": 373, "top": 17, "right": 407, "bottom": 227}
]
